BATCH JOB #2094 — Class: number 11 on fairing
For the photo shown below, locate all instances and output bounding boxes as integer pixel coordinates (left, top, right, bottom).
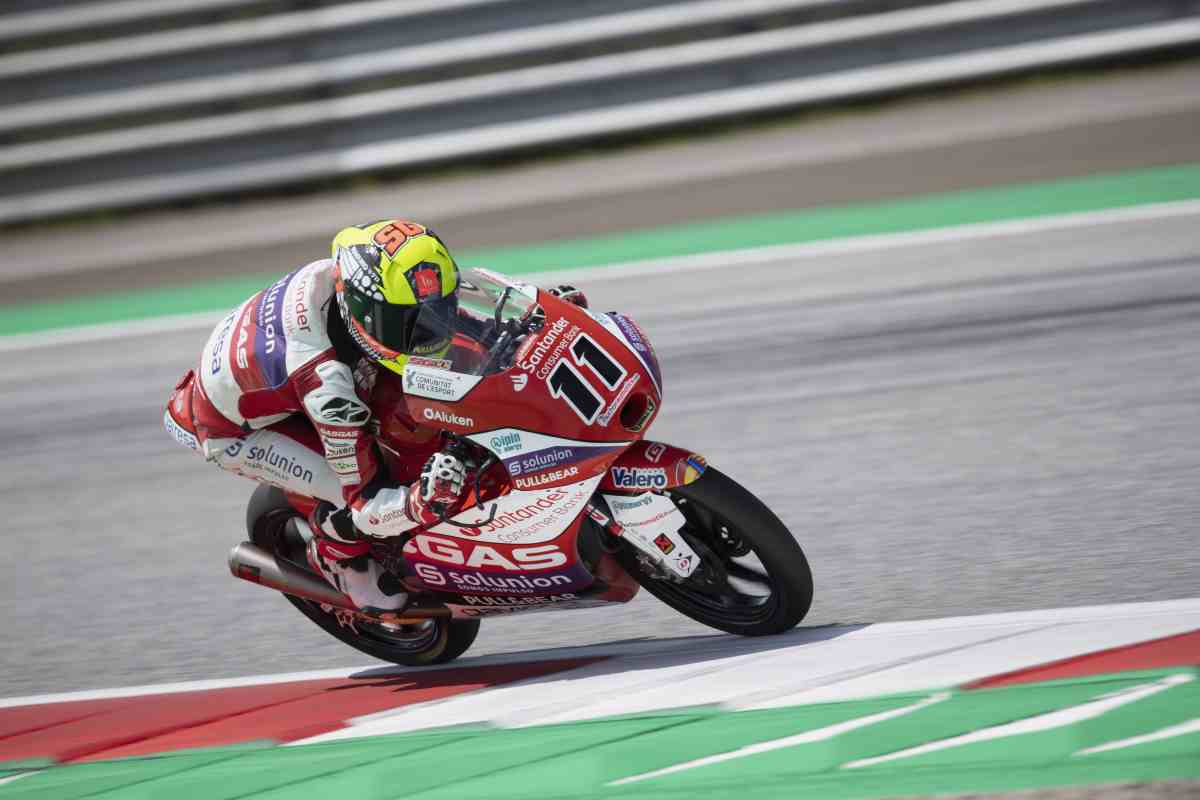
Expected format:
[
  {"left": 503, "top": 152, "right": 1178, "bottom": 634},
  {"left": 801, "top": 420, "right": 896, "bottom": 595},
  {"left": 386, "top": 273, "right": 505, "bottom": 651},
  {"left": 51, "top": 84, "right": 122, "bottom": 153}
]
[{"left": 548, "top": 334, "right": 627, "bottom": 424}]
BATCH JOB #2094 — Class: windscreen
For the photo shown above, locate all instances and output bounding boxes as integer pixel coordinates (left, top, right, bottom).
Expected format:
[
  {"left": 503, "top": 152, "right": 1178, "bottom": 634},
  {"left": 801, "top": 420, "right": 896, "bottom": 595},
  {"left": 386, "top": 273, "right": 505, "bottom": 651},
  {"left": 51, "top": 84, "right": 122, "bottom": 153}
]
[{"left": 409, "top": 268, "right": 539, "bottom": 376}]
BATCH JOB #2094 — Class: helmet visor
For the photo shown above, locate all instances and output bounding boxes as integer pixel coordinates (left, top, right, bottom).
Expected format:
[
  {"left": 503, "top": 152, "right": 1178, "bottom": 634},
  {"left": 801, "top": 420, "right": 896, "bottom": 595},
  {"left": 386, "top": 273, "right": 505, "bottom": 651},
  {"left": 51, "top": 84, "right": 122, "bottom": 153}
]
[{"left": 347, "top": 292, "right": 458, "bottom": 356}]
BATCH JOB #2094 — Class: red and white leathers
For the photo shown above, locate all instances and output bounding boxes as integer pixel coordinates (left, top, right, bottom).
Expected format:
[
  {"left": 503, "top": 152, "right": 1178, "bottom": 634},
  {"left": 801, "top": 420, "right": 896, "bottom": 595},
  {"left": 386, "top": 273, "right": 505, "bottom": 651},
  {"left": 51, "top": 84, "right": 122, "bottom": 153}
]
[{"left": 164, "top": 258, "right": 457, "bottom": 610}]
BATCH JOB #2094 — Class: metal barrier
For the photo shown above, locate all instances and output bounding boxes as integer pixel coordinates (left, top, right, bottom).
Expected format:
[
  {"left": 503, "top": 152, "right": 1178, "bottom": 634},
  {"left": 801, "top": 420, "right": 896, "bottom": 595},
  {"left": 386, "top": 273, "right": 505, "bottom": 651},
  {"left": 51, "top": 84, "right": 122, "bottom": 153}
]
[
  {"left": 1, "top": 0, "right": 1197, "bottom": 225},
  {"left": 0, "top": 0, "right": 271, "bottom": 44}
]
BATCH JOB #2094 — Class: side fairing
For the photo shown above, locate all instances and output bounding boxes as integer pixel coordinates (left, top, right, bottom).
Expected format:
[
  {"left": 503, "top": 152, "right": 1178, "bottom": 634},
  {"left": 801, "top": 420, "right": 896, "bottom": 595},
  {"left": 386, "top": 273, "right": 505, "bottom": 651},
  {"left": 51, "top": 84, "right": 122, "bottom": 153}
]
[
  {"left": 594, "top": 310, "right": 663, "bottom": 397},
  {"left": 598, "top": 440, "right": 708, "bottom": 492},
  {"left": 466, "top": 428, "right": 625, "bottom": 492},
  {"left": 426, "top": 471, "right": 605, "bottom": 545}
]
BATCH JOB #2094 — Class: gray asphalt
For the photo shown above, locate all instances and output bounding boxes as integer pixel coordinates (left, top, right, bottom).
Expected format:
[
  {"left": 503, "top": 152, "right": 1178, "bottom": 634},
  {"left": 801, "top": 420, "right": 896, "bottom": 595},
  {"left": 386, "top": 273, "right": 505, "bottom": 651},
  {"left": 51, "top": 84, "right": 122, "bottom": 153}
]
[{"left": 2, "top": 209, "right": 1197, "bottom": 699}]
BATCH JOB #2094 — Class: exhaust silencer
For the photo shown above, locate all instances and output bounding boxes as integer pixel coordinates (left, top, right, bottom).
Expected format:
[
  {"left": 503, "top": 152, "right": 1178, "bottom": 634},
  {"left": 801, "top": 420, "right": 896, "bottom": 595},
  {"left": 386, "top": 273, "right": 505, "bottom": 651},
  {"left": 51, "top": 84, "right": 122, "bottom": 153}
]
[
  {"left": 229, "top": 541, "right": 356, "bottom": 610},
  {"left": 228, "top": 541, "right": 452, "bottom": 621}
]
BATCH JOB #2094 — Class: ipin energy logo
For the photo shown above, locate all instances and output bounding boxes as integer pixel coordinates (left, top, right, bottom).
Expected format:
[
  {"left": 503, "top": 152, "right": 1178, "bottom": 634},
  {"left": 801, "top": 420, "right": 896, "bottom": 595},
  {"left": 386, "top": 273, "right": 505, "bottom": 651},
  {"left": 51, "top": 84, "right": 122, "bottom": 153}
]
[{"left": 489, "top": 431, "right": 523, "bottom": 455}]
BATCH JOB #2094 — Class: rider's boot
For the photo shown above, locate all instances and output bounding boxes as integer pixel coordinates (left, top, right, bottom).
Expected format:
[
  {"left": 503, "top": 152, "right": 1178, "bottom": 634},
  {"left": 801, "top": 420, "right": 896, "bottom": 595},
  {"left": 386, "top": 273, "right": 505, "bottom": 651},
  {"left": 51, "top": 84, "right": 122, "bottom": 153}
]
[{"left": 303, "top": 525, "right": 408, "bottom": 614}]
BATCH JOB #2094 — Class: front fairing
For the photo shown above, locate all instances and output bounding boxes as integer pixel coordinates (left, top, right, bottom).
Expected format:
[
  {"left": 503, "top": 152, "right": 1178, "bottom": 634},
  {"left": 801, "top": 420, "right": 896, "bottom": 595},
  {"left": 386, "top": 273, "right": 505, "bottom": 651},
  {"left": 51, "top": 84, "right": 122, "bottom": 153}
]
[
  {"left": 401, "top": 269, "right": 662, "bottom": 459},
  {"left": 390, "top": 268, "right": 661, "bottom": 609}
]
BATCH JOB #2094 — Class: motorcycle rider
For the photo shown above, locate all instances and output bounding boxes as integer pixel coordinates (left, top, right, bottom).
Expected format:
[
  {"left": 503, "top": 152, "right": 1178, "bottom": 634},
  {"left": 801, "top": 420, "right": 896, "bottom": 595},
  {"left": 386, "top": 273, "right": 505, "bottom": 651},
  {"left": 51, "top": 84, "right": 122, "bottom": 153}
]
[{"left": 164, "top": 219, "right": 587, "bottom": 614}]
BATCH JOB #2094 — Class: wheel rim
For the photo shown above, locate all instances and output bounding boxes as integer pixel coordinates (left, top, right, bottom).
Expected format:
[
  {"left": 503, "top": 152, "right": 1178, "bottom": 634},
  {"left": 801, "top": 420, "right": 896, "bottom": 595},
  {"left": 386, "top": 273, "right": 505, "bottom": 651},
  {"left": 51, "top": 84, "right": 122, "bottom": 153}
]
[
  {"left": 336, "top": 616, "right": 443, "bottom": 653},
  {"left": 642, "top": 491, "right": 781, "bottom": 627}
]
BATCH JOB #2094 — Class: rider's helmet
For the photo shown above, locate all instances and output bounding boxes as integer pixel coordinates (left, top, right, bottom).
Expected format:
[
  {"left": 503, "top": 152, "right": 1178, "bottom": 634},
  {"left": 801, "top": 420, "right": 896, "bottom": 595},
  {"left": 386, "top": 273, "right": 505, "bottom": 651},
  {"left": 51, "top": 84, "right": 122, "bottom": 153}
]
[{"left": 331, "top": 220, "right": 459, "bottom": 375}]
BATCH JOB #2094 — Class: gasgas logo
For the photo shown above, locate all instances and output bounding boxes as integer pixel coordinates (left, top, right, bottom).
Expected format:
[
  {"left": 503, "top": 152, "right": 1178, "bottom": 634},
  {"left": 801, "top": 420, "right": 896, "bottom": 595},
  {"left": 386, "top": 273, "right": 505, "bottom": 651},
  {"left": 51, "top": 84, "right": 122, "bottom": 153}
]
[{"left": 404, "top": 534, "right": 566, "bottom": 570}]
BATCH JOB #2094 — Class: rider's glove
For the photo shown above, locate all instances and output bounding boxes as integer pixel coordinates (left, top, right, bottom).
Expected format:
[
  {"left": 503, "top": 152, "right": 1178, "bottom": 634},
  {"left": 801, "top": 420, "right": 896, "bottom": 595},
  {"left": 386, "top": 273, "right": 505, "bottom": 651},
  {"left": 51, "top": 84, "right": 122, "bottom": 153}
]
[
  {"left": 547, "top": 284, "right": 589, "bottom": 309},
  {"left": 405, "top": 451, "right": 467, "bottom": 526}
]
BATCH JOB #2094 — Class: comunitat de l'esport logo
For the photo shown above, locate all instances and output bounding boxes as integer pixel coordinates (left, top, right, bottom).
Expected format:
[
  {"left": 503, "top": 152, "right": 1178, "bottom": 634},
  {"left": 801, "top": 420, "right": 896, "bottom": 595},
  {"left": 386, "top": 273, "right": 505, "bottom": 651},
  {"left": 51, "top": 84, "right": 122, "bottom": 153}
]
[
  {"left": 405, "top": 369, "right": 463, "bottom": 401},
  {"left": 610, "top": 466, "right": 667, "bottom": 489}
]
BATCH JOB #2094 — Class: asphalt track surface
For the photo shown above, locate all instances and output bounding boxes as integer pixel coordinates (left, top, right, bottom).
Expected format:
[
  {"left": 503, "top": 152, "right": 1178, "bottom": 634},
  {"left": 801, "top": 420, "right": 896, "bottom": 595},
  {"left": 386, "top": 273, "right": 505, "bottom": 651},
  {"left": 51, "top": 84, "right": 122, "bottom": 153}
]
[{"left": 1, "top": 207, "right": 1198, "bottom": 699}]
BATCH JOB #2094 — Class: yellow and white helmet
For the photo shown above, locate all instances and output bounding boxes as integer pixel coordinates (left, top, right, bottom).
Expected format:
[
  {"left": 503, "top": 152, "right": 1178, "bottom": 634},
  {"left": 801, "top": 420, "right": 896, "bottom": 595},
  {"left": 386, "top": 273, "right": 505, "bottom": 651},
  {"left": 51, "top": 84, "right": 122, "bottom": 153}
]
[{"left": 331, "top": 220, "right": 459, "bottom": 375}]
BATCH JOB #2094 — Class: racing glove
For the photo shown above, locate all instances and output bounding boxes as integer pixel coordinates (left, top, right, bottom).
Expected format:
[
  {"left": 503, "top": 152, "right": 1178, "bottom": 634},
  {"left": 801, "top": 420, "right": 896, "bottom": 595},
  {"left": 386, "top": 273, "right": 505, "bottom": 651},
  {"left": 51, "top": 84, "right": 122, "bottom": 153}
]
[
  {"left": 405, "top": 451, "right": 467, "bottom": 526},
  {"left": 547, "top": 284, "right": 589, "bottom": 308},
  {"left": 340, "top": 452, "right": 467, "bottom": 538}
]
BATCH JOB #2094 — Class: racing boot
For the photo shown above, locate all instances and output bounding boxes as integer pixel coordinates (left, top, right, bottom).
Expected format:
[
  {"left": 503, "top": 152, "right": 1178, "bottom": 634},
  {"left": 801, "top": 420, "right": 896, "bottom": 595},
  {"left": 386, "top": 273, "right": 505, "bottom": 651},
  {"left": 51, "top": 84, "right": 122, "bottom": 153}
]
[{"left": 303, "top": 524, "right": 408, "bottom": 615}]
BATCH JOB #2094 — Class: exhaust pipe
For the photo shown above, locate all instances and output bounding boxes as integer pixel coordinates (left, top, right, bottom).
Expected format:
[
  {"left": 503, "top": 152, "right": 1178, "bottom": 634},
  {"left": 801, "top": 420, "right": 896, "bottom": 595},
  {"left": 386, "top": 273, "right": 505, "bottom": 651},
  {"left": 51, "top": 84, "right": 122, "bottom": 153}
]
[
  {"left": 228, "top": 541, "right": 452, "bottom": 621},
  {"left": 229, "top": 541, "right": 355, "bottom": 609}
]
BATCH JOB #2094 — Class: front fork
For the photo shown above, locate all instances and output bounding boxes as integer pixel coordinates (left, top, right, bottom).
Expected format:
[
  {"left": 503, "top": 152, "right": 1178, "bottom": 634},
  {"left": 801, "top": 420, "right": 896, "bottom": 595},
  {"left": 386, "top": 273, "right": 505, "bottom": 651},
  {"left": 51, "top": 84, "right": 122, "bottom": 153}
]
[{"left": 586, "top": 497, "right": 699, "bottom": 582}]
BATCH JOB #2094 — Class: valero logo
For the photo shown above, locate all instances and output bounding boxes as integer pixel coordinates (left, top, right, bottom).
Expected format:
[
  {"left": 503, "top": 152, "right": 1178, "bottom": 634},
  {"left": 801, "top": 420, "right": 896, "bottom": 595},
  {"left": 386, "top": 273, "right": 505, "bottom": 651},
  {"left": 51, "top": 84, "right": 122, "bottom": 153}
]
[{"left": 611, "top": 466, "right": 667, "bottom": 489}]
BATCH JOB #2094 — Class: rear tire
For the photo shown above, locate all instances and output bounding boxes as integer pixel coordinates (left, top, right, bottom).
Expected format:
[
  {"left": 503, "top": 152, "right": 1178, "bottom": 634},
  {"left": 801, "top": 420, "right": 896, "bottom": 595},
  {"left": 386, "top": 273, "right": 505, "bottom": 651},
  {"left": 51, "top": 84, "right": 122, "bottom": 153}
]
[
  {"left": 245, "top": 485, "right": 480, "bottom": 666},
  {"left": 615, "top": 468, "right": 812, "bottom": 636}
]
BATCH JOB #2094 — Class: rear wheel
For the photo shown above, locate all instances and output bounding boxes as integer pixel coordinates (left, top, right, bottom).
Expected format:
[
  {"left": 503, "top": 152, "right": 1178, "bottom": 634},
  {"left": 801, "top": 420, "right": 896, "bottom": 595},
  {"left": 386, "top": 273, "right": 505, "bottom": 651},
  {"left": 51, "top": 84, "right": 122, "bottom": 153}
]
[
  {"left": 614, "top": 468, "right": 812, "bottom": 636},
  {"left": 245, "top": 485, "right": 480, "bottom": 666}
]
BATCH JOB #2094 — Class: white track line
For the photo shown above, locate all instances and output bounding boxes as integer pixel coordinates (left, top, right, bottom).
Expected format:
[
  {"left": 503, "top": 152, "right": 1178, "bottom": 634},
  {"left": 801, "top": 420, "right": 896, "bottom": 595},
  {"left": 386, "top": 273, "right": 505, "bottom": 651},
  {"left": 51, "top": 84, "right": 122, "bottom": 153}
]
[
  {"left": 842, "top": 674, "right": 1193, "bottom": 769},
  {"left": 4, "top": 599, "right": 1198, "bottom": 713},
  {"left": 0, "top": 636, "right": 701, "bottom": 709},
  {"left": 610, "top": 692, "right": 950, "bottom": 785},
  {"left": 2, "top": 198, "right": 1198, "bottom": 355},
  {"left": 536, "top": 198, "right": 1200, "bottom": 286},
  {"left": 0, "top": 309, "right": 226, "bottom": 354},
  {"left": 0, "top": 665, "right": 370, "bottom": 710},
  {"left": 1074, "top": 718, "right": 1200, "bottom": 756}
]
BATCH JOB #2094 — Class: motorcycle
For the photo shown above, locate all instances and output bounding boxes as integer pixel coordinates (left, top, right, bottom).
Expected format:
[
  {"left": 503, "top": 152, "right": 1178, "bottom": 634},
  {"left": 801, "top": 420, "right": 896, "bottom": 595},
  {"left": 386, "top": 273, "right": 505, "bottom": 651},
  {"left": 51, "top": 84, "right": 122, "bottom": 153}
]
[{"left": 230, "top": 267, "right": 813, "bottom": 665}]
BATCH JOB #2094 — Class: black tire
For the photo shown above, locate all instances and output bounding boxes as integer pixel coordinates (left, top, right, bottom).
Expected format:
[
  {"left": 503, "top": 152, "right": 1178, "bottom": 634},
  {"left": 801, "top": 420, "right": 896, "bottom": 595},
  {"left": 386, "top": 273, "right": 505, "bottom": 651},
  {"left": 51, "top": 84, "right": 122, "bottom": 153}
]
[
  {"left": 245, "top": 485, "right": 480, "bottom": 666},
  {"left": 615, "top": 468, "right": 813, "bottom": 636}
]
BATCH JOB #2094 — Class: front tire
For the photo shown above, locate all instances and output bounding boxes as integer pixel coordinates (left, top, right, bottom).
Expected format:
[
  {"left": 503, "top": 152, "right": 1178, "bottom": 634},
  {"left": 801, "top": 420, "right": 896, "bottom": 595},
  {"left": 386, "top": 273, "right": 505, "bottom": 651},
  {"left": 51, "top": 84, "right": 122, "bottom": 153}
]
[
  {"left": 245, "top": 485, "right": 480, "bottom": 666},
  {"left": 615, "top": 468, "right": 813, "bottom": 636}
]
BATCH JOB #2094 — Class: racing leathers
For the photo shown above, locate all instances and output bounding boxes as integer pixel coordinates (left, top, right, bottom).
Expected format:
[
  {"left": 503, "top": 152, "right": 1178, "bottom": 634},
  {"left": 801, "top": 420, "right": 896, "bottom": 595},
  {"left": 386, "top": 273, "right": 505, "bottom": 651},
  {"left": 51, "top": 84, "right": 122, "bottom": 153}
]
[{"left": 164, "top": 258, "right": 462, "bottom": 611}]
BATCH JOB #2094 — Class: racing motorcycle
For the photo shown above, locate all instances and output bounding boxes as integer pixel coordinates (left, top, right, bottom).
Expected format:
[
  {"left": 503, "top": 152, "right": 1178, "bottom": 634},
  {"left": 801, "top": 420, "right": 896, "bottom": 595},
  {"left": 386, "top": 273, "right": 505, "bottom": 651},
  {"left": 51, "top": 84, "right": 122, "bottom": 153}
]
[{"left": 230, "top": 268, "right": 813, "bottom": 665}]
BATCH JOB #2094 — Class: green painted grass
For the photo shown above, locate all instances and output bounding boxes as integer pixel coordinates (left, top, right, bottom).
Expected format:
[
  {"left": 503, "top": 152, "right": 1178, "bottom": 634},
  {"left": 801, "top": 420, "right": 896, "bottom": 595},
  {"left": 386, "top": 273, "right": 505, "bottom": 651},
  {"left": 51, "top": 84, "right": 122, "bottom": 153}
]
[
  {"left": 5, "top": 668, "right": 1197, "bottom": 800},
  {"left": 3, "top": 162, "right": 1199, "bottom": 337}
]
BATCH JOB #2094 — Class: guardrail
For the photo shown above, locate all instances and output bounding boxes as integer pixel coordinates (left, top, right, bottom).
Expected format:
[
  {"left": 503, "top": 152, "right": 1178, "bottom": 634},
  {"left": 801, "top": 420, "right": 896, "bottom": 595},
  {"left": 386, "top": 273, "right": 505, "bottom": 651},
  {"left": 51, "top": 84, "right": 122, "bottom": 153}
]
[
  {"left": 0, "top": 0, "right": 272, "bottom": 45},
  {"left": 1, "top": 0, "right": 1197, "bottom": 225}
]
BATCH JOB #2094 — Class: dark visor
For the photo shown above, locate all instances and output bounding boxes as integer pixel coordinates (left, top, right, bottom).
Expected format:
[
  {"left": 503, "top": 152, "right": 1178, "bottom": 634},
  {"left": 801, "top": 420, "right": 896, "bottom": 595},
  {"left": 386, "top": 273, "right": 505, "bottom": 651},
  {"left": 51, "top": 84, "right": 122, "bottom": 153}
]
[{"left": 346, "top": 291, "right": 458, "bottom": 355}]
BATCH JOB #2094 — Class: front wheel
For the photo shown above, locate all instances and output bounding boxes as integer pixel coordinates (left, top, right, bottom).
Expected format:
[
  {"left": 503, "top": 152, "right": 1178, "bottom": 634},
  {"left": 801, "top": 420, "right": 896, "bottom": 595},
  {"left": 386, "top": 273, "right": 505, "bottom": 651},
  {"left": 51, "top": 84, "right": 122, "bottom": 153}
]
[
  {"left": 245, "top": 485, "right": 480, "bottom": 666},
  {"left": 615, "top": 468, "right": 813, "bottom": 636}
]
